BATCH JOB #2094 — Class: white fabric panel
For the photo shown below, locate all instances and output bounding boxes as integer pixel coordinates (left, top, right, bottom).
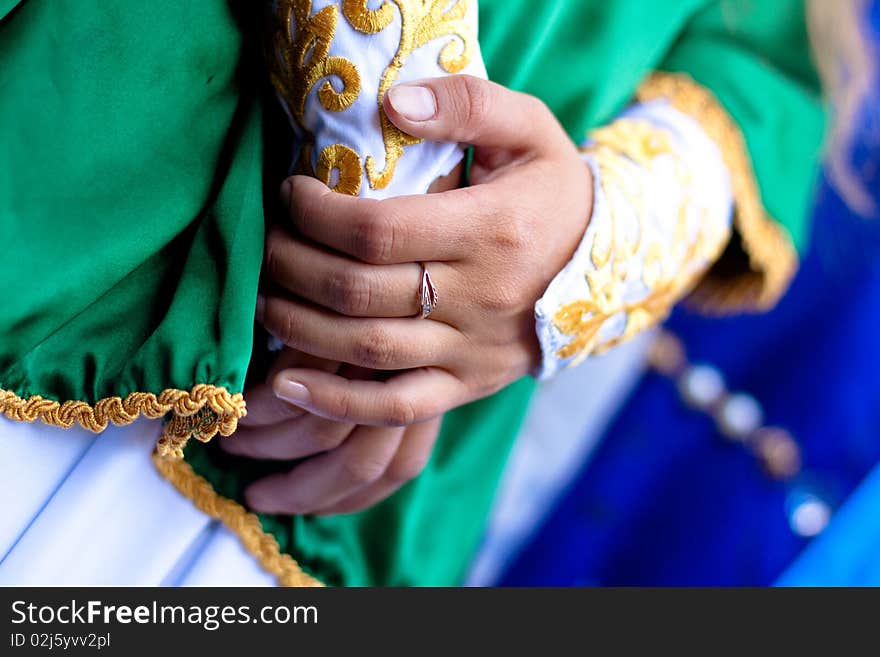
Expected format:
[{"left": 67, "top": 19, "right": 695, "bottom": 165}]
[
  {"left": 0, "top": 419, "right": 212, "bottom": 585},
  {"left": 174, "top": 524, "right": 277, "bottom": 587},
  {"left": 278, "top": 0, "right": 487, "bottom": 198},
  {"left": 0, "top": 419, "right": 93, "bottom": 560}
]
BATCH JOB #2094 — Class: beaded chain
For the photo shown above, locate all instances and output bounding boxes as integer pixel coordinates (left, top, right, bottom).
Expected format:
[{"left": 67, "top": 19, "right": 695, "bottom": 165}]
[{"left": 647, "top": 330, "right": 833, "bottom": 539}]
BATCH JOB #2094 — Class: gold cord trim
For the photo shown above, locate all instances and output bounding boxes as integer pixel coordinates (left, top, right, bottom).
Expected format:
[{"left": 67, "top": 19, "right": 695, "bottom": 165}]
[
  {"left": 152, "top": 453, "right": 325, "bottom": 588},
  {"left": 636, "top": 72, "right": 799, "bottom": 313},
  {"left": 0, "top": 384, "right": 246, "bottom": 460}
]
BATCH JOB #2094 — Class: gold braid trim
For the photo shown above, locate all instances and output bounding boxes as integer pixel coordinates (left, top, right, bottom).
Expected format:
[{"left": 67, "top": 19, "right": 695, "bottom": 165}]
[
  {"left": 0, "top": 384, "right": 246, "bottom": 460},
  {"left": 636, "top": 72, "right": 799, "bottom": 314},
  {"left": 152, "top": 453, "right": 325, "bottom": 588}
]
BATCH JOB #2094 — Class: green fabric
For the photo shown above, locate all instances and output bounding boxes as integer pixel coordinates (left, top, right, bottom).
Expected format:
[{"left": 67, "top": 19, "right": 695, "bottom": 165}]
[
  {"left": 1, "top": 0, "right": 824, "bottom": 586},
  {"left": 0, "top": 1, "right": 21, "bottom": 20},
  {"left": 0, "top": 1, "right": 263, "bottom": 402},
  {"left": 660, "top": 1, "right": 825, "bottom": 252}
]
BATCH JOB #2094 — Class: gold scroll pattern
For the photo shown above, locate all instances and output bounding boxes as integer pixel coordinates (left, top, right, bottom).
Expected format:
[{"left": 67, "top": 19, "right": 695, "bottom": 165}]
[
  {"left": 270, "top": 0, "right": 477, "bottom": 195},
  {"left": 271, "top": 0, "right": 365, "bottom": 195},
  {"left": 347, "top": 0, "right": 476, "bottom": 190},
  {"left": 552, "top": 119, "right": 731, "bottom": 365}
]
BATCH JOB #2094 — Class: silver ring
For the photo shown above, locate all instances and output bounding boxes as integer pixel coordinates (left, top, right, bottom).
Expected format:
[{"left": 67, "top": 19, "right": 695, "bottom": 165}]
[{"left": 417, "top": 263, "right": 438, "bottom": 319}]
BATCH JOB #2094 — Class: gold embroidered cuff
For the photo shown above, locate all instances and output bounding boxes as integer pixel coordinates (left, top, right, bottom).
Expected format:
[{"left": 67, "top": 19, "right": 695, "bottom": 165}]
[
  {"left": 636, "top": 72, "right": 798, "bottom": 314},
  {"left": 0, "top": 384, "right": 246, "bottom": 460},
  {"left": 536, "top": 108, "right": 733, "bottom": 377}
]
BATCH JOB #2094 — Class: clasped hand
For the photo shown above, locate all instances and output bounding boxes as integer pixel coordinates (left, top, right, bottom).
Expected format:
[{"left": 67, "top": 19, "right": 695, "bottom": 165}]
[{"left": 229, "top": 75, "right": 592, "bottom": 515}]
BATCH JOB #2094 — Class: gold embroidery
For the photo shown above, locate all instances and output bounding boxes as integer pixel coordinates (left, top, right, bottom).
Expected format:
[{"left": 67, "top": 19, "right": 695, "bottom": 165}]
[
  {"left": 342, "top": 0, "right": 395, "bottom": 33},
  {"left": 0, "top": 384, "right": 246, "bottom": 459},
  {"left": 270, "top": 0, "right": 475, "bottom": 194},
  {"left": 350, "top": 0, "right": 476, "bottom": 190},
  {"left": 636, "top": 72, "right": 798, "bottom": 313},
  {"left": 315, "top": 143, "right": 363, "bottom": 195},
  {"left": 552, "top": 118, "right": 730, "bottom": 364},
  {"left": 271, "top": 0, "right": 362, "bottom": 127},
  {"left": 270, "top": 0, "right": 364, "bottom": 195},
  {"left": 153, "top": 453, "right": 325, "bottom": 587}
]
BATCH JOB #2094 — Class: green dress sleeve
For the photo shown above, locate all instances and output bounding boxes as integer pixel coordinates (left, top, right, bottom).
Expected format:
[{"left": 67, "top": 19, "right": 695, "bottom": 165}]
[
  {"left": 0, "top": 1, "right": 263, "bottom": 452},
  {"left": 652, "top": 0, "right": 826, "bottom": 312}
]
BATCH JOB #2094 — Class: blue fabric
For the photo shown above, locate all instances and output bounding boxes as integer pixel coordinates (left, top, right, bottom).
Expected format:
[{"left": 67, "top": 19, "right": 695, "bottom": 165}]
[
  {"left": 501, "top": 4, "right": 880, "bottom": 587},
  {"left": 501, "top": 184, "right": 880, "bottom": 586},
  {"left": 779, "top": 463, "right": 880, "bottom": 586}
]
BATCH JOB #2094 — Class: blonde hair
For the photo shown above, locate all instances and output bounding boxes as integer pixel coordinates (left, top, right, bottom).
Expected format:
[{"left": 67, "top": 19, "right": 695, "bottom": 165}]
[{"left": 807, "top": 0, "right": 877, "bottom": 216}]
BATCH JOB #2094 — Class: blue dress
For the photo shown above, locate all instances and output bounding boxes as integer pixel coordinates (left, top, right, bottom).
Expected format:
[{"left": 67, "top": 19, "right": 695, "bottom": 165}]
[{"left": 501, "top": 3, "right": 880, "bottom": 587}]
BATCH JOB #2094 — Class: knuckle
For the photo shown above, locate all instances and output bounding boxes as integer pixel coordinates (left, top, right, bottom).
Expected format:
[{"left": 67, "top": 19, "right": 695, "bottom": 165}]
[
  {"left": 383, "top": 394, "right": 418, "bottom": 427},
  {"left": 524, "top": 92, "right": 550, "bottom": 117},
  {"left": 459, "top": 75, "right": 492, "bottom": 128},
  {"left": 313, "top": 425, "right": 347, "bottom": 451},
  {"left": 341, "top": 456, "right": 387, "bottom": 486},
  {"left": 263, "top": 229, "right": 286, "bottom": 283},
  {"left": 493, "top": 216, "right": 529, "bottom": 252},
  {"left": 328, "top": 269, "right": 372, "bottom": 316},
  {"left": 326, "top": 385, "right": 354, "bottom": 421},
  {"left": 352, "top": 203, "right": 395, "bottom": 264},
  {"left": 477, "top": 284, "right": 521, "bottom": 314},
  {"left": 354, "top": 326, "right": 395, "bottom": 368},
  {"left": 265, "top": 301, "right": 299, "bottom": 347},
  {"left": 291, "top": 181, "right": 316, "bottom": 231}
]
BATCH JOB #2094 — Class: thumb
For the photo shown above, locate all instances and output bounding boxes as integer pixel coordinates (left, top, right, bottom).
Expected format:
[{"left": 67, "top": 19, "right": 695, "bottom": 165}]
[{"left": 384, "top": 75, "right": 562, "bottom": 153}]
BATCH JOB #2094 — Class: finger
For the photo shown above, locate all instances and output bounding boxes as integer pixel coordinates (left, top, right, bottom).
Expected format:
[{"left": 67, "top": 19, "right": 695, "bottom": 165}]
[
  {"left": 265, "top": 346, "right": 341, "bottom": 380},
  {"left": 267, "top": 229, "right": 460, "bottom": 318},
  {"left": 282, "top": 175, "right": 492, "bottom": 264},
  {"left": 315, "top": 417, "right": 441, "bottom": 516},
  {"left": 221, "top": 412, "right": 355, "bottom": 460},
  {"left": 245, "top": 424, "right": 405, "bottom": 515},
  {"left": 259, "top": 295, "right": 458, "bottom": 370},
  {"left": 238, "top": 382, "right": 307, "bottom": 428},
  {"left": 240, "top": 349, "right": 340, "bottom": 428},
  {"left": 384, "top": 75, "right": 567, "bottom": 153},
  {"left": 271, "top": 366, "right": 466, "bottom": 426}
]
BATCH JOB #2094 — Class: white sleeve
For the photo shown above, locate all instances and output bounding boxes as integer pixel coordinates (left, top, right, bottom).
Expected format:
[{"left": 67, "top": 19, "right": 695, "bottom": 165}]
[
  {"left": 535, "top": 100, "right": 734, "bottom": 380},
  {"left": 270, "top": 0, "right": 487, "bottom": 199}
]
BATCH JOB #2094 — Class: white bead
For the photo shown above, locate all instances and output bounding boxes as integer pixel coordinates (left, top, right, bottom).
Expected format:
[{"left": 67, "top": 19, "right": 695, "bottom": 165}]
[
  {"left": 677, "top": 364, "right": 726, "bottom": 410},
  {"left": 716, "top": 393, "right": 763, "bottom": 440},
  {"left": 789, "top": 497, "right": 832, "bottom": 538}
]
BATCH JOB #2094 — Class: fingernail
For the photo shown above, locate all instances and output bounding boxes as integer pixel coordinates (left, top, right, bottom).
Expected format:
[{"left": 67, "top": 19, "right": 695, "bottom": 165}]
[
  {"left": 388, "top": 84, "right": 437, "bottom": 122},
  {"left": 274, "top": 378, "right": 311, "bottom": 406},
  {"left": 280, "top": 179, "right": 292, "bottom": 206},
  {"left": 255, "top": 294, "right": 266, "bottom": 322}
]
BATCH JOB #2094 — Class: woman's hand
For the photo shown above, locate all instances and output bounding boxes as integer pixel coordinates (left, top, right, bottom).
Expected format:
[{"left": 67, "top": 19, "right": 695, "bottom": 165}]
[
  {"left": 225, "top": 347, "right": 442, "bottom": 515},
  {"left": 259, "top": 75, "right": 592, "bottom": 427}
]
